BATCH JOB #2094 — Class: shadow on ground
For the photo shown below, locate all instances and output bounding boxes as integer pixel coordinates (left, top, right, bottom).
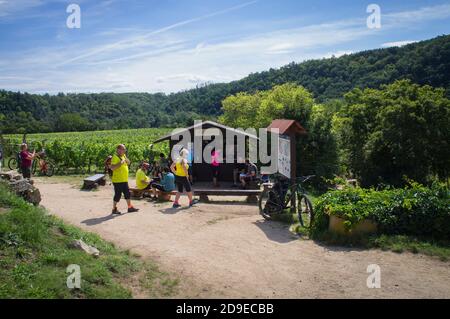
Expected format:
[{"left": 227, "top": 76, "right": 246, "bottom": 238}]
[
  {"left": 81, "top": 213, "right": 124, "bottom": 226},
  {"left": 253, "top": 220, "right": 298, "bottom": 244}
]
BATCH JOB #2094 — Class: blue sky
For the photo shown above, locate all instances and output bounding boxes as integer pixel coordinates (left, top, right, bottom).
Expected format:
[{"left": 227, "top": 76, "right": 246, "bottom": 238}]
[{"left": 1, "top": 0, "right": 450, "bottom": 94}]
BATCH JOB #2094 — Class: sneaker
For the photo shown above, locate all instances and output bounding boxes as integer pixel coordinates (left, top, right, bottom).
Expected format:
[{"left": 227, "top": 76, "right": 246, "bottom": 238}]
[
  {"left": 172, "top": 203, "right": 181, "bottom": 208},
  {"left": 128, "top": 207, "right": 139, "bottom": 213},
  {"left": 112, "top": 208, "right": 121, "bottom": 215},
  {"left": 189, "top": 199, "right": 199, "bottom": 207}
]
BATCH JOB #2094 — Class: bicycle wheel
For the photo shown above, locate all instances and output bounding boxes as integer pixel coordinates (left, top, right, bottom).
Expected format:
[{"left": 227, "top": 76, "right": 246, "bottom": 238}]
[
  {"left": 45, "top": 162, "right": 55, "bottom": 177},
  {"left": 296, "top": 194, "right": 314, "bottom": 228},
  {"left": 32, "top": 160, "right": 38, "bottom": 175},
  {"left": 8, "top": 158, "right": 17, "bottom": 170},
  {"left": 259, "top": 188, "right": 283, "bottom": 220}
]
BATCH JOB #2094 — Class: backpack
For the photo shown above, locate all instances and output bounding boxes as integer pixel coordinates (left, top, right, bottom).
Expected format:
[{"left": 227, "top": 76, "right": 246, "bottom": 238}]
[{"left": 104, "top": 155, "right": 113, "bottom": 177}]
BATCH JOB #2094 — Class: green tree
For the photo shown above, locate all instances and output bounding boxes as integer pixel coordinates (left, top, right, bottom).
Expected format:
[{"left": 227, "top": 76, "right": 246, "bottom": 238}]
[
  {"left": 334, "top": 80, "right": 450, "bottom": 186},
  {"left": 220, "top": 83, "right": 339, "bottom": 182},
  {"left": 54, "top": 113, "right": 92, "bottom": 132}
]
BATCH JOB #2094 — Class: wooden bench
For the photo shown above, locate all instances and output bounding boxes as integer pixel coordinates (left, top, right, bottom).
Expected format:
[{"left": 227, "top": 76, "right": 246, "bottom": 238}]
[
  {"left": 130, "top": 187, "right": 176, "bottom": 201},
  {"left": 129, "top": 187, "right": 151, "bottom": 199},
  {"left": 155, "top": 190, "right": 177, "bottom": 201},
  {"left": 193, "top": 188, "right": 262, "bottom": 203},
  {"left": 82, "top": 174, "right": 106, "bottom": 189}
]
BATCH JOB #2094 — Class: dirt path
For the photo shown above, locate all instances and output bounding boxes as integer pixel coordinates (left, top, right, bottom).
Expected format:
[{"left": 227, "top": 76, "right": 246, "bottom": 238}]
[{"left": 37, "top": 180, "right": 450, "bottom": 299}]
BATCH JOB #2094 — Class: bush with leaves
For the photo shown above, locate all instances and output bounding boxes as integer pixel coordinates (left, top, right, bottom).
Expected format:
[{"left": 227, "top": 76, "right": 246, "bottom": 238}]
[{"left": 311, "top": 182, "right": 450, "bottom": 240}]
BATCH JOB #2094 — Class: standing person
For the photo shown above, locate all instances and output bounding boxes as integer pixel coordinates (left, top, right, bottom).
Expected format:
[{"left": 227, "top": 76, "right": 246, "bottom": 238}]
[
  {"left": 186, "top": 145, "right": 194, "bottom": 185},
  {"left": 170, "top": 148, "right": 197, "bottom": 208},
  {"left": 109, "top": 144, "right": 139, "bottom": 215},
  {"left": 19, "top": 143, "right": 35, "bottom": 179},
  {"left": 210, "top": 149, "right": 220, "bottom": 187},
  {"left": 151, "top": 167, "right": 176, "bottom": 199}
]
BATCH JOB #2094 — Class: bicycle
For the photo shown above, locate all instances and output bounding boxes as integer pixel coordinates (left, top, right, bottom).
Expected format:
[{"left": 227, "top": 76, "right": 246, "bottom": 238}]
[
  {"left": 8, "top": 148, "right": 55, "bottom": 177},
  {"left": 7, "top": 151, "right": 22, "bottom": 171},
  {"left": 32, "top": 149, "right": 55, "bottom": 177},
  {"left": 259, "top": 174, "right": 315, "bottom": 228}
]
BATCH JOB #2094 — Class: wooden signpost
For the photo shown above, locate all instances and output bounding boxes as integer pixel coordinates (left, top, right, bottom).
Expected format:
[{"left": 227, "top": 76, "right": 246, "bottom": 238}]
[{"left": 267, "top": 119, "right": 307, "bottom": 212}]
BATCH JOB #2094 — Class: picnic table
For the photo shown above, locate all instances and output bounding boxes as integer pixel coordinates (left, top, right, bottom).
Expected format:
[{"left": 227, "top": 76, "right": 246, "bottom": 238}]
[{"left": 82, "top": 174, "right": 106, "bottom": 189}]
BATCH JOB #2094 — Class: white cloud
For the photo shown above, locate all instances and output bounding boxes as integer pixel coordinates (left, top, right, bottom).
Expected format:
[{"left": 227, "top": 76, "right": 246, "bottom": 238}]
[
  {"left": 381, "top": 40, "right": 417, "bottom": 48},
  {"left": 2, "top": 3, "right": 450, "bottom": 93},
  {"left": 323, "top": 50, "right": 354, "bottom": 58},
  {"left": 57, "top": 0, "right": 259, "bottom": 66},
  {"left": 0, "top": 0, "right": 42, "bottom": 17}
]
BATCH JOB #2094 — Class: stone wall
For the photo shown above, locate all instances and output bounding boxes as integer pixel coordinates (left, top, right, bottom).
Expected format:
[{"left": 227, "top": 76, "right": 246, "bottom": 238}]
[{"left": 0, "top": 171, "right": 41, "bottom": 205}]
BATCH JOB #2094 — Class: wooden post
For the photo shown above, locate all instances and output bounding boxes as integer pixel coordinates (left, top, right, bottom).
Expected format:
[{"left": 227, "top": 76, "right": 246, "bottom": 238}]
[{"left": 290, "top": 133, "right": 297, "bottom": 213}]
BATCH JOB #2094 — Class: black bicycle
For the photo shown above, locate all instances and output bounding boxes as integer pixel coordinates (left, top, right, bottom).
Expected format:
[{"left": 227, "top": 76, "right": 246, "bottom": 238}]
[{"left": 259, "top": 174, "right": 315, "bottom": 228}]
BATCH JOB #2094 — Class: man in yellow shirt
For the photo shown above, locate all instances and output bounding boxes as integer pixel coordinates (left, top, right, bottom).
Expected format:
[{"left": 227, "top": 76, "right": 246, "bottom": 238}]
[
  {"left": 136, "top": 161, "right": 152, "bottom": 192},
  {"left": 109, "top": 144, "right": 139, "bottom": 215}
]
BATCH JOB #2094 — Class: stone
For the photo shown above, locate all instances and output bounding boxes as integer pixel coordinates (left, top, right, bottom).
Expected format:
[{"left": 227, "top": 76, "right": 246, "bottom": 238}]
[
  {"left": 23, "top": 188, "right": 41, "bottom": 206},
  {"left": 71, "top": 239, "right": 100, "bottom": 257}
]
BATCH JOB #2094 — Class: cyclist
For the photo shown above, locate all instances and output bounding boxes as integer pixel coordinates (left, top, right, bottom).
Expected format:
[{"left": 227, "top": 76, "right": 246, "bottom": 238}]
[
  {"left": 19, "top": 143, "right": 36, "bottom": 179},
  {"left": 109, "top": 144, "right": 139, "bottom": 215}
]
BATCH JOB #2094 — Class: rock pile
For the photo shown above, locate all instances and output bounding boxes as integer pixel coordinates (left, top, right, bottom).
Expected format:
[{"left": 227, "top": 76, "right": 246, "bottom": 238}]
[{"left": 0, "top": 171, "right": 41, "bottom": 205}]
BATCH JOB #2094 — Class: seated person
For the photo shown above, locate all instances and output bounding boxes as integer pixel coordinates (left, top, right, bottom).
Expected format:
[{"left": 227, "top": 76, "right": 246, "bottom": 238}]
[
  {"left": 151, "top": 167, "right": 176, "bottom": 199},
  {"left": 136, "top": 162, "right": 153, "bottom": 192},
  {"left": 240, "top": 159, "right": 258, "bottom": 189},
  {"left": 233, "top": 156, "right": 247, "bottom": 187},
  {"left": 149, "top": 160, "right": 161, "bottom": 181},
  {"left": 158, "top": 153, "right": 169, "bottom": 170}
]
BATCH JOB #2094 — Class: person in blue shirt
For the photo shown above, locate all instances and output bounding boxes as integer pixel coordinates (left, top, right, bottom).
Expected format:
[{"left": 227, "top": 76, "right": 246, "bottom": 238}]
[{"left": 151, "top": 167, "right": 175, "bottom": 199}]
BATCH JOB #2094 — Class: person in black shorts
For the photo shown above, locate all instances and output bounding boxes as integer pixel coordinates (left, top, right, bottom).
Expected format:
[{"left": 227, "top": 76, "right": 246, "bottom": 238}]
[{"left": 170, "top": 149, "right": 197, "bottom": 208}]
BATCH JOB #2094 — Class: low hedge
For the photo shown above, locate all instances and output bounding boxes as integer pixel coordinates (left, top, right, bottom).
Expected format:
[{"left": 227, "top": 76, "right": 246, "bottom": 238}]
[{"left": 311, "top": 182, "right": 450, "bottom": 240}]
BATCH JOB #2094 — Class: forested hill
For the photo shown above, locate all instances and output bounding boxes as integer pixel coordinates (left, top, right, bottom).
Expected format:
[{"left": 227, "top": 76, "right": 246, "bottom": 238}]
[{"left": 1, "top": 34, "right": 449, "bottom": 134}]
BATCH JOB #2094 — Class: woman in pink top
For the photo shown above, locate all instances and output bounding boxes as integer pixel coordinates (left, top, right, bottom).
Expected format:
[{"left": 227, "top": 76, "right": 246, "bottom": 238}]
[{"left": 211, "top": 150, "right": 220, "bottom": 187}]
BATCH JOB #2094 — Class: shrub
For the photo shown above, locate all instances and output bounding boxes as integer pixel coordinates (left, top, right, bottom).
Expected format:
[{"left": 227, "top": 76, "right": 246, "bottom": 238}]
[{"left": 311, "top": 182, "right": 450, "bottom": 240}]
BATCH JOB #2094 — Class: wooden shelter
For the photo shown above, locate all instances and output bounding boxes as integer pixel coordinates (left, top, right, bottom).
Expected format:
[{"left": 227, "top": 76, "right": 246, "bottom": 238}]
[{"left": 153, "top": 121, "right": 258, "bottom": 182}]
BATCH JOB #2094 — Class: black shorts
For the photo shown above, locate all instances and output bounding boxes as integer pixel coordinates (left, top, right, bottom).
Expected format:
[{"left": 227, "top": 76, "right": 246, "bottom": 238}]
[
  {"left": 175, "top": 175, "right": 191, "bottom": 193},
  {"left": 21, "top": 166, "right": 31, "bottom": 179},
  {"left": 113, "top": 182, "right": 130, "bottom": 202},
  {"left": 211, "top": 165, "right": 220, "bottom": 178}
]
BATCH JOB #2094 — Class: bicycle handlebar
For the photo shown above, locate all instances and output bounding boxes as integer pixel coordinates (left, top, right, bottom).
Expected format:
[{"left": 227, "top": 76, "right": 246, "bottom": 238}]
[{"left": 296, "top": 175, "right": 316, "bottom": 183}]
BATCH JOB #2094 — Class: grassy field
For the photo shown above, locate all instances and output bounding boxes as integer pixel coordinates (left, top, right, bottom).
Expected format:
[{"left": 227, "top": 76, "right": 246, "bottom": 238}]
[{"left": 0, "top": 182, "right": 178, "bottom": 298}]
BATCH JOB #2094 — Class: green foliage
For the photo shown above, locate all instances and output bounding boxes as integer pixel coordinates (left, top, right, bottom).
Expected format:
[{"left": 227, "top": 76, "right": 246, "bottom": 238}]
[
  {"left": 220, "top": 83, "right": 339, "bottom": 182},
  {"left": 333, "top": 79, "right": 450, "bottom": 186},
  {"left": 312, "top": 183, "right": 450, "bottom": 240},
  {"left": 3, "top": 128, "right": 171, "bottom": 173},
  {"left": 1, "top": 35, "right": 450, "bottom": 134},
  {"left": 55, "top": 113, "right": 93, "bottom": 132},
  {"left": 0, "top": 183, "right": 178, "bottom": 298}
]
